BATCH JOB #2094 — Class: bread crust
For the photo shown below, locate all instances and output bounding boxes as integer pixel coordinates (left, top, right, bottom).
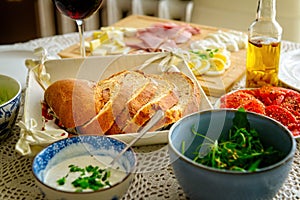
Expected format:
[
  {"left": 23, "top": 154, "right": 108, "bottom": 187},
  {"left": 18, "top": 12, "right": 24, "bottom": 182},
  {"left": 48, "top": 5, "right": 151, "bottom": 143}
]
[
  {"left": 78, "top": 71, "right": 129, "bottom": 134},
  {"left": 44, "top": 79, "right": 97, "bottom": 129},
  {"left": 78, "top": 70, "right": 154, "bottom": 135}
]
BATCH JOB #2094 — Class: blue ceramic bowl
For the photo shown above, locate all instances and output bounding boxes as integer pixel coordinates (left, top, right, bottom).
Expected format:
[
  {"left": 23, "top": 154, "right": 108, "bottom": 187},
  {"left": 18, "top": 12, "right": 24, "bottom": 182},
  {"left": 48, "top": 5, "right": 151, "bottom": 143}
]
[
  {"left": 32, "top": 135, "right": 136, "bottom": 200},
  {"left": 168, "top": 109, "right": 296, "bottom": 200},
  {"left": 0, "top": 74, "right": 21, "bottom": 140}
]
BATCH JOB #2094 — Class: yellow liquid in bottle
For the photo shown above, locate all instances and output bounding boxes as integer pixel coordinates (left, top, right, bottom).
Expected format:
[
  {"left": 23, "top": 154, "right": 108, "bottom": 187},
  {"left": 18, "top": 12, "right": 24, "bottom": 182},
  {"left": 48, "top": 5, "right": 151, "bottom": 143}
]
[{"left": 246, "top": 36, "right": 281, "bottom": 88}]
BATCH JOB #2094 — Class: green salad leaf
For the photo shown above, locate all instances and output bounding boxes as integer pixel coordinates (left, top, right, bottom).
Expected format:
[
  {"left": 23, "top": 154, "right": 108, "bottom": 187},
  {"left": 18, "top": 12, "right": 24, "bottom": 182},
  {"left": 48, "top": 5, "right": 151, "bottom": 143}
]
[{"left": 231, "top": 108, "right": 250, "bottom": 131}]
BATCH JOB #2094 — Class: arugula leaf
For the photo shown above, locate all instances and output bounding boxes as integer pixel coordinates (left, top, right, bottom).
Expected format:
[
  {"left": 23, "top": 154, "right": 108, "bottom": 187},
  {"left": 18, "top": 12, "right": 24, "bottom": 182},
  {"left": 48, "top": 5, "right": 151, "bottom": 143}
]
[{"left": 232, "top": 108, "right": 250, "bottom": 131}]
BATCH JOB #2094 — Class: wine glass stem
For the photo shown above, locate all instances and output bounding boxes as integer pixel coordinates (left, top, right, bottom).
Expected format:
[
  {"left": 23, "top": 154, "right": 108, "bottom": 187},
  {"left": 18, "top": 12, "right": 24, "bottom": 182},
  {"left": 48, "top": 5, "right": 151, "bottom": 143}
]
[{"left": 76, "top": 19, "right": 86, "bottom": 57}]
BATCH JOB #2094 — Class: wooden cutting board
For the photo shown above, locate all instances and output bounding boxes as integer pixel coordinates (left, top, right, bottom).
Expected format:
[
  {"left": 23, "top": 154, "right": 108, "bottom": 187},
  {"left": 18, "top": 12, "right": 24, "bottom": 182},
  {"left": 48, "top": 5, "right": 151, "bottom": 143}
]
[{"left": 59, "top": 15, "right": 246, "bottom": 97}]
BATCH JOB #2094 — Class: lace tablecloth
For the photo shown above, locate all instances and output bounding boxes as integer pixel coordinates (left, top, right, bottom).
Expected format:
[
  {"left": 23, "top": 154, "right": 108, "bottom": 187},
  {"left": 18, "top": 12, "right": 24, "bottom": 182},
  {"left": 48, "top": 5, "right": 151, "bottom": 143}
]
[{"left": 1, "top": 31, "right": 300, "bottom": 200}]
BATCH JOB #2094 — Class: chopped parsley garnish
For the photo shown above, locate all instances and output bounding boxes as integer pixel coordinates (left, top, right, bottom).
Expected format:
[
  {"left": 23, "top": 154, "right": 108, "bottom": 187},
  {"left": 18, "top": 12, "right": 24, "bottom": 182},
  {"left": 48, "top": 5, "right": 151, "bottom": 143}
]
[
  {"left": 190, "top": 48, "right": 220, "bottom": 60},
  {"left": 56, "top": 164, "right": 111, "bottom": 191},
  {"left": 56, "top": 177, "right": 66, "bottom": 185}
]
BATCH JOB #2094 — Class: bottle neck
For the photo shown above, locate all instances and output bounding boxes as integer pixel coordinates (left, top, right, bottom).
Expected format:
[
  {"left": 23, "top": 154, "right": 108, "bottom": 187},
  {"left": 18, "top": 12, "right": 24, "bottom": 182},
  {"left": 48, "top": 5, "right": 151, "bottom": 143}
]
[{"left": 256, "top": 0, "right": 276, "bottom": 21}]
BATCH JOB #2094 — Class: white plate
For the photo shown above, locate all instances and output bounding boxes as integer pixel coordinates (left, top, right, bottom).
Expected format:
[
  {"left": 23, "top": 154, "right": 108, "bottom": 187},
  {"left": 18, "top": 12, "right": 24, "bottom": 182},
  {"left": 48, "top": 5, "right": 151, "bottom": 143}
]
[
  {"left": 0, "top": 50, "right": 37, "bottom": 89},
  {"left": 19, "top": 53, "right": 213, "bottom": 156},
  {"left": 279, "top": 49, "right": 300, "bottom": 91}
]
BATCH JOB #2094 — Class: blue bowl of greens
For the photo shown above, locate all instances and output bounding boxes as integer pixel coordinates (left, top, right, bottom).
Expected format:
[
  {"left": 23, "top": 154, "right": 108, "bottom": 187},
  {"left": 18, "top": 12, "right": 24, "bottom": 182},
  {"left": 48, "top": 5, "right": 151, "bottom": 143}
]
[
  {"left": 168, "top": 108, "right": 296, "bottom": 200},
  {"left": 0, "top": 74, "right": 21, "bottom": 141}
]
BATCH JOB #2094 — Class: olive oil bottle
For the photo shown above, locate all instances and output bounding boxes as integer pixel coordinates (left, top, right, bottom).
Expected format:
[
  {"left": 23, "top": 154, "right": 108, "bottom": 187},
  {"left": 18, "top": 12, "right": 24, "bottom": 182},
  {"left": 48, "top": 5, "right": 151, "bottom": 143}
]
[{"left": 246, "top": 0, "right": 282, "bottom": 88}]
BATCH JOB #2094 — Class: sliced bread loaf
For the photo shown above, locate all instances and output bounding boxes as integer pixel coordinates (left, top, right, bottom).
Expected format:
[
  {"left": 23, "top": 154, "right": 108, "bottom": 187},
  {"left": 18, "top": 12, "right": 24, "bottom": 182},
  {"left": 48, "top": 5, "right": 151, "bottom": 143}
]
[
  {"left": 106, "top": 79, "right": 158, "bottom": 135},
  {"left": 44, "top": 70, "right": 201, "bottom": 136},
  {"left": 78, "top": 70, "right": 153, "bottom": 135},
  {"left": 149, "top": 71, "right": 201, "bottom": 131},
  {"left": 122, "top": 73, "right": 179, "bottom": 134}
]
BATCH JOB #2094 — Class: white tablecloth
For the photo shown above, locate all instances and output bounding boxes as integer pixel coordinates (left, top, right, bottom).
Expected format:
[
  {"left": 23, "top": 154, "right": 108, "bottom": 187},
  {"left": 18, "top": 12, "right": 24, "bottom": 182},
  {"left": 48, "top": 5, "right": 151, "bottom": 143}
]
[{"left": 1, "top": 31, "right": 300, "bottom": 199}]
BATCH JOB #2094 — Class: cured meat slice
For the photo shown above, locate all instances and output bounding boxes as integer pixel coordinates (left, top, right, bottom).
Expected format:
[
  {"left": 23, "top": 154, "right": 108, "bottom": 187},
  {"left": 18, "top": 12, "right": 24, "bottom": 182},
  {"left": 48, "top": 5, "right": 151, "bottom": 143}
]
[
  {"left": 126, "top": 22, "right": 200, "bottom": 51},
  {"left": 138, "top": 31, "right": 165, "bottom": 49},
  {"left": 159, "top": 39, "right": 178, "bottom": 51},
  {"left": 152, "top": 22, "right": 201, "bottom": 36}
]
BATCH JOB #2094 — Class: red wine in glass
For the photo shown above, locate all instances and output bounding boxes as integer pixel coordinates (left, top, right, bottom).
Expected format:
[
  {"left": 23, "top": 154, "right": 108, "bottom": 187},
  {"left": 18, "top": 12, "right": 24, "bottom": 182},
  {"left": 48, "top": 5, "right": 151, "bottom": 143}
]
[{"left": 52, "top": 0, "right": 104, "bottom": 57}]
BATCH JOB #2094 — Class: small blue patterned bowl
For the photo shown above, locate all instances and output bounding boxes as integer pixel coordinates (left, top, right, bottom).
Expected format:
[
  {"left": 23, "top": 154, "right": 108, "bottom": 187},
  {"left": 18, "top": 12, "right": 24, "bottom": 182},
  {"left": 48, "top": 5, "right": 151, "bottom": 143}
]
[
  {"left": 32, "top": 135, "right": 136, "bottom": 200},
  {"left": 0, "top": 74, "right": 21, "bottom": 141}
]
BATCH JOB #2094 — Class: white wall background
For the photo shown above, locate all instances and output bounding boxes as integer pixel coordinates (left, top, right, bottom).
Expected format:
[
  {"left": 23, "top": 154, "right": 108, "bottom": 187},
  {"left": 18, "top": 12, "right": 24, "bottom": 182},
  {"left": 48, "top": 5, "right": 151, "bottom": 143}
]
[{"left": 191, "top": 0, "right": 300, "bottom": 43}]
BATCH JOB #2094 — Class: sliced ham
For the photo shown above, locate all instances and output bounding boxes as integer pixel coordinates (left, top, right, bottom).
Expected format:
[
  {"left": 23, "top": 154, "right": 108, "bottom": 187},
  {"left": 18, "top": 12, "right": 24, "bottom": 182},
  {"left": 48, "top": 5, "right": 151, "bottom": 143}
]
[
  {"left": 138, "top": 31, "right": 165, "bottom": 49},
  {"left": 159, "top": 39, "right": 178, "bottom": 51},
  {"left": 126, "top": 22, "right": 201, "bottom": 52}
]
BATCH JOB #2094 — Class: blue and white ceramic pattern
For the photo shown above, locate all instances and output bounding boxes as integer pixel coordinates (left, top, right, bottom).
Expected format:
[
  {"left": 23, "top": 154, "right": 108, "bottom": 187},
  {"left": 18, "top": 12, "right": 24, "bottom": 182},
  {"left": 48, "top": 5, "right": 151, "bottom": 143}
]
[
  {"left": 32, "top": 135, "right": 136, "bottom": 200},
  {"left": 168, "top": 109, "right": 296, "bottom": 200},
  {"left": 0, "top": 74, "right": 21, "bottom": 140}
]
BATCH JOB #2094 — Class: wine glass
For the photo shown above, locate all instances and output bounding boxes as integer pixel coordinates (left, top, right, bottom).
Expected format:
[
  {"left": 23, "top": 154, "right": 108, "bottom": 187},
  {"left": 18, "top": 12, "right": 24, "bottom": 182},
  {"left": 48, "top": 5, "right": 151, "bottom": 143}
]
[{"left": 52, "top": 0, "right": 104, "bottom": 57}]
